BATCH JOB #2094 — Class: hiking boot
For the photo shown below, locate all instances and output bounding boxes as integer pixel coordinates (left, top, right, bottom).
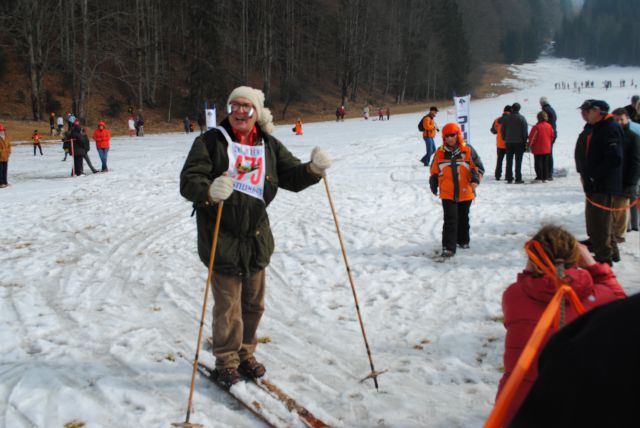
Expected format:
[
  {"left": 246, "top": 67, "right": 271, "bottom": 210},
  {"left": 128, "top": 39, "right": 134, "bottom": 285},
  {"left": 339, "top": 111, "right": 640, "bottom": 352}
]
[
  {"left": 212, "top": 367, "right": 241, "bottom": 388},
  {"left": 440, "top": 249, "right": 455, "bottom": 258},
  {"left": 458, "top": 243, "right": 470, "bottom": 249},
  {"left": 238, "top": 357, "right": 266, "bottom": 379},
  {"left": 612, "top": 249, "right": 621, "bottom": 263}
]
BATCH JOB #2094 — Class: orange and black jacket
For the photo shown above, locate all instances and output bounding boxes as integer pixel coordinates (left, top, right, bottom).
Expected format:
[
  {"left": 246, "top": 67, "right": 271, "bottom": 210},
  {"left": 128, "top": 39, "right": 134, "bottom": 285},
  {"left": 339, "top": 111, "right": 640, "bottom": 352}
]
[
  {"left": 418, "top": 114, "right": 437, "bottom": 138},
  {"left": 429, "top": 142, "right": 484, "bottom": 202},
  {"left": 490, "top": 113, "right": 509, "bottom": 149}
]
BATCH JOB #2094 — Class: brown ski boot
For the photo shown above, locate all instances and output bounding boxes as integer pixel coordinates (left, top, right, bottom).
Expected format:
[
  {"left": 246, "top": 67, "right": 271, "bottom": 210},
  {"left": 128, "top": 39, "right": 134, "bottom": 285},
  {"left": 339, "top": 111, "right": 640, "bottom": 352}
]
[
  {"left": 238, "top": 357, "right": 266, "bottom": 379},
  {"left": 212, "top": 367, "right": 241, "bottom": 388}
]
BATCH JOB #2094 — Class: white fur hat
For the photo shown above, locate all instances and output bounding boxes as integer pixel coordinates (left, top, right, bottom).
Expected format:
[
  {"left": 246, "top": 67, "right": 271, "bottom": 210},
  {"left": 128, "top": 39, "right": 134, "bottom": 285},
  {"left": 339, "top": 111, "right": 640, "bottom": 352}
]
[{"left": 227, "top": 86, "right": 274, "bottom": 134}]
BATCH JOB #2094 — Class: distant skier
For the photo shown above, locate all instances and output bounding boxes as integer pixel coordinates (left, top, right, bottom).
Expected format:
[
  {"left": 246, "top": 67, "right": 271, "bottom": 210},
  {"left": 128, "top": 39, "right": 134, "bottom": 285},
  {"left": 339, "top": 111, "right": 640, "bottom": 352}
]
[
  {"left": 56, "top": 115, "right": 64, "bottom": 136},
  {"left": 127, "top": 116, "right": 136, "bottom": 137},
  {"left": 32, "top": 130, "right": 43, "bottom": 156},
  {"left": 93, "top": 121, "right": 112, "bottom": 172},
  {"left": 0, "top": 123, "right": 11, "bottom": 188},
  {"left": 49, "top": 112, "right": 56, "bottom": 136}
]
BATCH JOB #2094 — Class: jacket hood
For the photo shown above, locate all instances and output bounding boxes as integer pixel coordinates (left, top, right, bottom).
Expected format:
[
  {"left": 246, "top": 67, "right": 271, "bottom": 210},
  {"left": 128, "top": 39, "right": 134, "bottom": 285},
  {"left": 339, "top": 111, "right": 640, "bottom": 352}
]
[{"left": 517, "top": 268, "right": 596, "bottom": 303}]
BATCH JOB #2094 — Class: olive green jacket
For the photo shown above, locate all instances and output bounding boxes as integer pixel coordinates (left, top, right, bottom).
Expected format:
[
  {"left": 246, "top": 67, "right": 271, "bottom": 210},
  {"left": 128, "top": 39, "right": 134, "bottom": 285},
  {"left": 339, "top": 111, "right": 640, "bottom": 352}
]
[{"left": 180, "top": 119, "right": 321, "bottom": 275}]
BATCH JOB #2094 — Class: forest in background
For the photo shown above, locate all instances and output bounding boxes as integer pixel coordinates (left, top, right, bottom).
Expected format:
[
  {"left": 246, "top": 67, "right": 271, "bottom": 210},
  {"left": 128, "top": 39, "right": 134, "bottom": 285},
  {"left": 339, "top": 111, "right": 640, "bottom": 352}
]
[
  {"left": 0, "top": 0, "right": 574, "bottom": 125},
  {"left": 555, "top": 0, "right": 640, "bottom": 66}
]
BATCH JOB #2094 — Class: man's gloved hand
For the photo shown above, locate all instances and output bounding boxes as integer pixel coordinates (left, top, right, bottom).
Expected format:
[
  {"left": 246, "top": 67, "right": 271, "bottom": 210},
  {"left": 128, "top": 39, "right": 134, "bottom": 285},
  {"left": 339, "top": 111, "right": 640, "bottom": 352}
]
[
  {"left": 208, "top": 174, "right": 233, "bottom": 203},
  {"left": 309, "top": 147, "right": 332, "bottom": 175}
]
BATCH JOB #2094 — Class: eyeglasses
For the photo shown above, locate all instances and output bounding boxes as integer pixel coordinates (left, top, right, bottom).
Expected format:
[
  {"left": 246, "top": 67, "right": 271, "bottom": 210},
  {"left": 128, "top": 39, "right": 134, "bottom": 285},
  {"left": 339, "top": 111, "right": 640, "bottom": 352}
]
[
  {"left": 445, "top": 133, "right": 457, "bottom": 139},
  {"left": 227, "top": 102, "right": 254, "bottom": 114}
]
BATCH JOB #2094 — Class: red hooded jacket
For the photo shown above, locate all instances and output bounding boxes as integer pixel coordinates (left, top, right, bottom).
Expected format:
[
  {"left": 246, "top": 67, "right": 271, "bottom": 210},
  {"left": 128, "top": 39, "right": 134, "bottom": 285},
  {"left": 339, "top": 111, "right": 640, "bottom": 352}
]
[
  {"left": 93, "top": 122, "right": 111, "bottom": 149},
  {"left": 527, "top": 121, "right": 554, "bottom": 155},
  {"left": 497, "top": 263, "right": 625, "bottom": 424}
]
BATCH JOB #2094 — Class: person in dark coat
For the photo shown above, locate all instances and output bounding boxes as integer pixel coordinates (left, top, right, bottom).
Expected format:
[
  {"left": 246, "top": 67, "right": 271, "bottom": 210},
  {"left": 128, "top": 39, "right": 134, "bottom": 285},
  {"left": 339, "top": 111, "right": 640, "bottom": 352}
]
[
  {"left": 183, "top": 116, "right": 190, "bottom": 134},
  {"left": 539, "top": 97, "right": 557, "bottom": 179},
  {"left": 576, "top": 100, "right": 625, "bottom": 265},
  {"left": 80, "top": 128, "right": 98, "bottom": 174},
  {"left": 611, "top": 108, "right": 640, "bottom": 243},
  {"left": 197, "top": 113, "right": 206, "bottom": 134},
  {"left": 500, "top": 102, "right": 528, "bottom": 183},
  {"left": 510, "top": 293, "right": 638, "bottom": 428},
  {"left": 180, "top": 86, "right": 331, "bottom": 388},
  {"left": 624, "top": 94, "right": 639, "bottom": 122},
  {"left": 64, "top": 120, "right": 87, "bottom": 176}
]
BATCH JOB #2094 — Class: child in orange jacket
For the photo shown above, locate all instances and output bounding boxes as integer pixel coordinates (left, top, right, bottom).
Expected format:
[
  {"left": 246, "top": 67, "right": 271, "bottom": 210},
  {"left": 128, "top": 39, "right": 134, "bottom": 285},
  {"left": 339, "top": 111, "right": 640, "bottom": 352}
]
[
  {"left": 429, "top": 123, "right": 484, "bottom": 257},
  {"left": 32, "top": 130, "right": 43, "bottom": 156}
]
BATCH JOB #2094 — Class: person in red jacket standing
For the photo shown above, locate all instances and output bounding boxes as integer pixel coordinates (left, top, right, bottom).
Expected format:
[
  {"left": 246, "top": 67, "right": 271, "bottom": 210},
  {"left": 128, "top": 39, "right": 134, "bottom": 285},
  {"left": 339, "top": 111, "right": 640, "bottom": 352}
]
[
  {"left": 497, "top": 224, "right": 626, "bottom": 425},
  {"left": 527, "top": 111, "right": 555, "bottom": 182},
  {"left": 92, "top": 120, "right": 111, "bottom": 172}
]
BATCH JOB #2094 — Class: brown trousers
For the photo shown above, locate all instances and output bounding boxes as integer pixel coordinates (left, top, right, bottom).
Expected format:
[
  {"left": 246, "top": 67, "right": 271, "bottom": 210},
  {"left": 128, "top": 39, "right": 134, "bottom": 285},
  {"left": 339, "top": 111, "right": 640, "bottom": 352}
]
[
  {"left": 211, "top": 270, "right": 265, "bottom": 369},
  {"left": 611, "top": 198, "right": 629, "bottom": 242},
  {"left": 585, "top": 193, "right": 624, "bottom": 262}
]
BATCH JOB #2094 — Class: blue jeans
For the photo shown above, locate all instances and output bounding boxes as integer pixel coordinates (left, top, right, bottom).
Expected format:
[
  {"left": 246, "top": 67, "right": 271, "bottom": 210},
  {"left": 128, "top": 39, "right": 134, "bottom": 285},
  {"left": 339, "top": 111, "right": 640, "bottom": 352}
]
[
  {"left": 421, "top": 137, "right": 436, "bottom": 166},
  {"left": 98, "top": 148, "right": 109, "bottom": 171}
]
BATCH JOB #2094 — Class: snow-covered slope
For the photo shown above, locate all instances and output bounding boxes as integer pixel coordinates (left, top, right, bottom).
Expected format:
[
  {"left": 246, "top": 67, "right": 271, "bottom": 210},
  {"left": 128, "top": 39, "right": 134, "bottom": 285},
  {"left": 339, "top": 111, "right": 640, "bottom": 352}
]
[{"left": 1, "top": 56, "right": 638, "bottom": 427}]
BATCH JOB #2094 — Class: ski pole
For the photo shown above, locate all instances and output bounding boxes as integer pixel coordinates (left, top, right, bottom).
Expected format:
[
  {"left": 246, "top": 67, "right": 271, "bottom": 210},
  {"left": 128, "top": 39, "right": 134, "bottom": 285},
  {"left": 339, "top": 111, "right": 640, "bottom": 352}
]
[
  {"left": 322, "top": 173, "right": 382, "bottom": 390},
  {"left": 174, "top": 202, "right": 224, "bottom": 428}
]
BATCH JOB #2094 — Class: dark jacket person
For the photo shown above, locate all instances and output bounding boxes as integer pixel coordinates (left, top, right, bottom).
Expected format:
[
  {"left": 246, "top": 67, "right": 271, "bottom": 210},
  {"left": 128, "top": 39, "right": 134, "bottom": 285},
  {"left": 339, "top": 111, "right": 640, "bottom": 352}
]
[{"left": 180, "top": 86, "right": 332, "bottom": 388}]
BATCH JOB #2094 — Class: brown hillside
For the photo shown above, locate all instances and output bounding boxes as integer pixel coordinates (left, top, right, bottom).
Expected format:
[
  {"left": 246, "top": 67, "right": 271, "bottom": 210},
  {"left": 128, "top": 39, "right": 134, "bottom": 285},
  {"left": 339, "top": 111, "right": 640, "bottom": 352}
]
[{"left": 0, "top": 59, "right": 515, "bottom": 143}]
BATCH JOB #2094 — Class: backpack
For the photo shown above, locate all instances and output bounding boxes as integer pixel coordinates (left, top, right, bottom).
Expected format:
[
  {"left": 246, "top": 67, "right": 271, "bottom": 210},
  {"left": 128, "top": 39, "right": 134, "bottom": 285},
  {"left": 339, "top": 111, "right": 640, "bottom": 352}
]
[{"left": 418, "top": 116, "right": 426, "bottom": 132}]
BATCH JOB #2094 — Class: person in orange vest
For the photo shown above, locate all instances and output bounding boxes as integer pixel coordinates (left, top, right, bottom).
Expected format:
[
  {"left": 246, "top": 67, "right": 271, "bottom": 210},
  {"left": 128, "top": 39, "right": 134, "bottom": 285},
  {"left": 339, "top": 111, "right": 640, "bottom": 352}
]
[
  {"left": 418, "top": 106, "right": 439, "bottom": 166},
  {"left": 429, "top": 122, "right": 484, "bottom": 258},
  {"left": 0, "top": 123, "right": 10, "bottom": 188},
  {"left": 32, "top": 130, "right": 43, "bottom": 156},
  {"left": 490, "top": 105, "right": 511, "bottom": 180},
  {"left": 294, "top": 118, "right": 303, "bottom": 135},
  {"left": 92, "top": 120, "right": 112, "bottom": 172}
]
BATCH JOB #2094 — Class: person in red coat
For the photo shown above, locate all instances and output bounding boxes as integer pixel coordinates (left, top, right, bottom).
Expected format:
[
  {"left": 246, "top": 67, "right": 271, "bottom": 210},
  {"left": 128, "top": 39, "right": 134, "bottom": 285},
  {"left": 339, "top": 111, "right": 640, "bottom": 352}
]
[
  {"left": 527, "top": 111, "right": 555, "bottom": 181},
  {"left": 497, "top": 224, "right": 626, "bottom": 425},
  {"left": 92, "top": 121, "right": 112, "bottom": 172}
]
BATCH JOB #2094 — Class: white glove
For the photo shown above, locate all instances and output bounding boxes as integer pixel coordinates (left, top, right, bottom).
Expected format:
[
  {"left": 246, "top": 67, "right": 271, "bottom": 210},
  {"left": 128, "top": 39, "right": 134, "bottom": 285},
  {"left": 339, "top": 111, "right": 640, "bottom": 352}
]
[
  {"left": 309, "top": 147, "right": 332, "bottom": 175},
  {"left": 208, "top": 175, "right": 233, "bottom": 203}
]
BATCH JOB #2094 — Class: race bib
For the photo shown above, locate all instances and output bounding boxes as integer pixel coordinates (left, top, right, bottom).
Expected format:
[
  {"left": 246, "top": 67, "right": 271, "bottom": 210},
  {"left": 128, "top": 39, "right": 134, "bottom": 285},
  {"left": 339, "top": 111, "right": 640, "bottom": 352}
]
[{"left": 226, "top": 140, "right": 266, "bottom": 202}]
